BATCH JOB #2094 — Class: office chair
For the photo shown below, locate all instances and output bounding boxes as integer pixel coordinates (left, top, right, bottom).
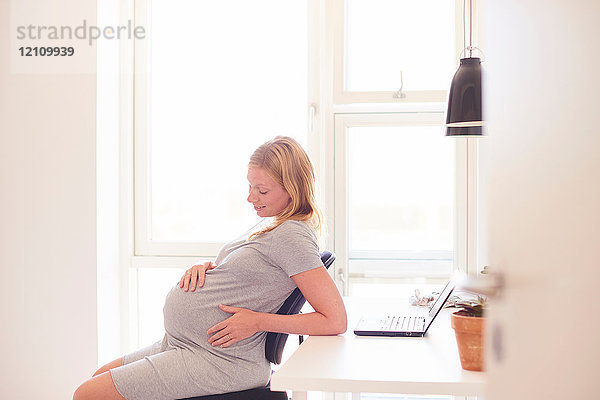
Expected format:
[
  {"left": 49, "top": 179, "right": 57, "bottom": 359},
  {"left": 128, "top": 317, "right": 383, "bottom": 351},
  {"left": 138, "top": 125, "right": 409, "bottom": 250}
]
[{"left": 179, "top": 250, "right": 336, "bottom": 400}]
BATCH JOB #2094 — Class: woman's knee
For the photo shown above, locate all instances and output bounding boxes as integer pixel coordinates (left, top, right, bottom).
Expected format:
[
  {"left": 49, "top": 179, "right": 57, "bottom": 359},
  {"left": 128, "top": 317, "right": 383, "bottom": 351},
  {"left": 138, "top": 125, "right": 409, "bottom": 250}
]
[
  {"left": 93, "top": 357, "right": 123, "bottom": 376},
  {"left": 73, "top": 380, "right": 95, "bottom": 400},
  {"left": 73, "top": 372, "right": 124, "bottom": 400},
  {"left": 73, "top": 382, "right": 90, "bottom": 400}
]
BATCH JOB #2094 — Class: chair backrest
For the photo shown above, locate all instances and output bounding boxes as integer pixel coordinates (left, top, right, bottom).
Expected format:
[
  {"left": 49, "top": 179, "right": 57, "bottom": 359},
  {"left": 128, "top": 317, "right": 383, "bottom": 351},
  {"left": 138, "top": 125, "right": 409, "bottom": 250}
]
[{"left": 265, "top": 250, "right": 336, "bottom": 365}]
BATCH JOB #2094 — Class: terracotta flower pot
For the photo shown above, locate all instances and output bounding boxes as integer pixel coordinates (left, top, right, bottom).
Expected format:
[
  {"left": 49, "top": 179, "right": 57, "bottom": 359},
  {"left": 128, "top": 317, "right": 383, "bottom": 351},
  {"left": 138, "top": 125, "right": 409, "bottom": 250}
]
[{"left": 451, "top": 311, "right": 485, "bottom": 371}]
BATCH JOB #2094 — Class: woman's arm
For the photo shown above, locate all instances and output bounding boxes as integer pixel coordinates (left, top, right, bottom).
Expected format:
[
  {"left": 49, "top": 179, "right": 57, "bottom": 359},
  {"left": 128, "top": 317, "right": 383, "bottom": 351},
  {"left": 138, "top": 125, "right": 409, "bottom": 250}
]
[
  {"left": 207, "top": 266, "right": 347, "bottom": 347},
  {"left": 260, "top": 266, "right": 347, "bottom": 335}
]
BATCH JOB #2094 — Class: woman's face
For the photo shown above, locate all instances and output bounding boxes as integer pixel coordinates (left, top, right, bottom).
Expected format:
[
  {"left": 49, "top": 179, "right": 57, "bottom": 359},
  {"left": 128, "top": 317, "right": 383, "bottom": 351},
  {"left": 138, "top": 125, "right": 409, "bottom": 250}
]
[{"left": 247, "top": 167, "right": 291, "bottom": 218}]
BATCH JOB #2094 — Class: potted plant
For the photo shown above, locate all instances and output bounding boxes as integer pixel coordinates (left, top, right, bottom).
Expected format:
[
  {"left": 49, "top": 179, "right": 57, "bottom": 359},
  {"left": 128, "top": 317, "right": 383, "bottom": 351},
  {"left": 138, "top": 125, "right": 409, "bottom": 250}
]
[{"left": 451, "top": 295, "right": 487, "bottom": 371}]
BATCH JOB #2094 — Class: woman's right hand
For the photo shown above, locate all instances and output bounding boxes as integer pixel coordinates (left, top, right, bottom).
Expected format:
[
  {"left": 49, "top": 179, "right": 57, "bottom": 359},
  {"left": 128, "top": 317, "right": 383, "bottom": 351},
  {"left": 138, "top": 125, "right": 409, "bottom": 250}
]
[{"left": 179, "top": 261, "right": 217, "bottom": 292}]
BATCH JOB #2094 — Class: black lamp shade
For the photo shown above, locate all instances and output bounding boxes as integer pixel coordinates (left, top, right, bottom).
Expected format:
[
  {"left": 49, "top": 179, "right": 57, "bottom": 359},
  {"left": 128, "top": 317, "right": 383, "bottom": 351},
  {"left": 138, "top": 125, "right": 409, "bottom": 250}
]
[{"left": 445, "top": 57, "right": 483, "bottom": 136}]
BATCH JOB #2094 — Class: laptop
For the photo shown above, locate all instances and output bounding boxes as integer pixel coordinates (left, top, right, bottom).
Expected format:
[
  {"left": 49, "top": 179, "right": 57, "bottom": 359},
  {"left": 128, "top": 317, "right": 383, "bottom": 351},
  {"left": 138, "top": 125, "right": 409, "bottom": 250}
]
[{"left": 353, "top": 277, "right": 456, "bottom": 337}]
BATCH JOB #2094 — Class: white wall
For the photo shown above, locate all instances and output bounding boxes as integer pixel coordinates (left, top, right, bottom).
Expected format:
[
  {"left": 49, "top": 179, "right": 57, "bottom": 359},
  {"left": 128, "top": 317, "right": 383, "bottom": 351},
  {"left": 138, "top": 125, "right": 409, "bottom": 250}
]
[{"left": 0, "top": 1, "right": 98, "bottom": 399}]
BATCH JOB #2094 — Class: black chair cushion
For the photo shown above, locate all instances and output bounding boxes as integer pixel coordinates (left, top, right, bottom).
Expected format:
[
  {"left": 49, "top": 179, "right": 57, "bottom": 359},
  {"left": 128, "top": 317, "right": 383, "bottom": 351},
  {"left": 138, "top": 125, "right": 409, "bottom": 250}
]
[{"left": 182, "top": 386, "right": 287, "bottom": 400}]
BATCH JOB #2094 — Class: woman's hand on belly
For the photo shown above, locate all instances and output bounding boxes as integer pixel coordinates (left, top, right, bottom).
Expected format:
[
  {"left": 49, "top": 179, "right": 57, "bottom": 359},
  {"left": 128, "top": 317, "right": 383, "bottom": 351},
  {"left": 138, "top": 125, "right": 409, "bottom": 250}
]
[
  {"left": 207, "top": 304, "right": 260, "bottom": 348},
  {"left": 179, "top": 261, "right": 217, "bottom": 291}
]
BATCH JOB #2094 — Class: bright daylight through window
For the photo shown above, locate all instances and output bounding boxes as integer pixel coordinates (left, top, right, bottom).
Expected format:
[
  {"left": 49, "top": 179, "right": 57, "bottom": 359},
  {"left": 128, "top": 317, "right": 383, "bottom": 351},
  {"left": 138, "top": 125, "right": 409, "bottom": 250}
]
[{"left": 130, "top": 0, "right": 468, "bottom": 349}]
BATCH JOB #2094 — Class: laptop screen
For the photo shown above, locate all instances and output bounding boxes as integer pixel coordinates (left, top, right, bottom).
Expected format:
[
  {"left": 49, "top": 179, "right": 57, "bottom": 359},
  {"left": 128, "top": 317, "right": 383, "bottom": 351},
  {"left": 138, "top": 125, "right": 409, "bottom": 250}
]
[{"left": 427, "top": 276, "right": 456, "bottom": 318}]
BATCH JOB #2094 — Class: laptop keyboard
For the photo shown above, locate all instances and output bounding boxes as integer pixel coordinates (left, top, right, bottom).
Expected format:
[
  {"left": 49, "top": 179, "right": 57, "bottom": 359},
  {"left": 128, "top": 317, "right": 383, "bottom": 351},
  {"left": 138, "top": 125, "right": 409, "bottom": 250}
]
[{"left": 381, "top": 315, "right": 426, "bottom": 332}]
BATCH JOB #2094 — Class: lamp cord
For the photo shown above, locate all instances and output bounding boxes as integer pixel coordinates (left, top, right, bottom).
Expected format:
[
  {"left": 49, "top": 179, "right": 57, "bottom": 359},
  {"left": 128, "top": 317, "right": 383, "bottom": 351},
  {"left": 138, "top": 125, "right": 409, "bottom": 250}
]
[
  {"left": 459, "top": 0, "right": 485, "bottom": 61},
  {"left": 463, "top": 0, "right": 466, "bottom": 57},
  {"left": 469, "top": 0, "right": 473, "bottom": 57},
  {"left": 463, "top": 0, "right": 474, "bottom": 58}
]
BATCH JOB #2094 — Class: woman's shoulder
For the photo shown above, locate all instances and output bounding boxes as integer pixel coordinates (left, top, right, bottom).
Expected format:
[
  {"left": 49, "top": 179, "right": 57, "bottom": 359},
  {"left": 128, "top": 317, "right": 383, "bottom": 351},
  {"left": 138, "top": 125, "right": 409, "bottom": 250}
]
[
  {"left": 275, "top": 219, "right": 312, "bottom": 231},
  {"left": 272, "top": 219, "right": 317, "bottom": 240},
  {"left": 268, "top": 220, "right": 320, "bottom": 262}
]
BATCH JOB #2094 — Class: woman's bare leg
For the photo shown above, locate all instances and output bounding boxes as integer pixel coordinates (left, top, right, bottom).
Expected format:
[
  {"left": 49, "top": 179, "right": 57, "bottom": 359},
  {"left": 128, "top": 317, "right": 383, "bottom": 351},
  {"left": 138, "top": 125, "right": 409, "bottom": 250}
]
[
  {"left": 73, "top": 371, "right": 125, "bottom": 400},
  {"left": 93, "top": 357, "right": 123, "bottom": 376}
]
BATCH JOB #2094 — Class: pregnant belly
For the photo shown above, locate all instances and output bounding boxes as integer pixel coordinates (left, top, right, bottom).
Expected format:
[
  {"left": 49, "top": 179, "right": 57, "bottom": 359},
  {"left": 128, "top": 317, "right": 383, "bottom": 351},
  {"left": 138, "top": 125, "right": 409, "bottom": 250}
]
[{"left": 162, "top": 286, "right": 226, "bottom": 347}]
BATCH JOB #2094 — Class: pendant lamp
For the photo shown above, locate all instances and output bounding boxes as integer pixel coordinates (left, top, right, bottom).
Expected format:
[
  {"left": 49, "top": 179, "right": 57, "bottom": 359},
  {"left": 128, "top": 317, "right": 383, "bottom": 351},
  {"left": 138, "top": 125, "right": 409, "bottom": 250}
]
[{"left": 446, "top": 0, "right": 483, "bottom": 136}]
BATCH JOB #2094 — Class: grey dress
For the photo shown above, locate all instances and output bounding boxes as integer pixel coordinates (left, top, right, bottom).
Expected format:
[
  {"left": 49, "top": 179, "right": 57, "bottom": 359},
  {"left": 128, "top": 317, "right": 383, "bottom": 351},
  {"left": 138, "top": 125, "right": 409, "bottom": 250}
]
[{"left": 110, "top": 220, "right": 323, "bottom": 400}]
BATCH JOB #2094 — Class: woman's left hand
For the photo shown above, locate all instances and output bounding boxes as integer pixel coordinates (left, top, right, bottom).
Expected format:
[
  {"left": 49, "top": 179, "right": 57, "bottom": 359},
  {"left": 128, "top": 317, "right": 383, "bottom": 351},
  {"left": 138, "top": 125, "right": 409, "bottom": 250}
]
[{"left": 207, "top": 304, "right": 261, "bottom": 348}]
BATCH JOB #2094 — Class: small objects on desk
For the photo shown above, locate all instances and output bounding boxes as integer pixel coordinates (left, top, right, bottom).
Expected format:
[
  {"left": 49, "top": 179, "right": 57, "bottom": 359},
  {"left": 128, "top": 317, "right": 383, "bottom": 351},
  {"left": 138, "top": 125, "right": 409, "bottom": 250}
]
[
  {"left": 409, "top": 288, "right": 461, "bottom": 309},
  {"left": 445, "top": 292, "right": 484, "bottom": 311},
  {"left": 443, "top": 295, "right": 462, "bottom": 308},
  {"left": 409, "top": 289, "right": 434, "bottom": 307}
]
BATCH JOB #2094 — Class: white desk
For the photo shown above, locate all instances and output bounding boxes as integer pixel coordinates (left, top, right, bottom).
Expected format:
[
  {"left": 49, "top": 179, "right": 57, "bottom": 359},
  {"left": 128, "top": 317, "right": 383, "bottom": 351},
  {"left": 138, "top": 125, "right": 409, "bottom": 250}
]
[{"left": 271, "top": 297, "right": 486, "bottom": 399}]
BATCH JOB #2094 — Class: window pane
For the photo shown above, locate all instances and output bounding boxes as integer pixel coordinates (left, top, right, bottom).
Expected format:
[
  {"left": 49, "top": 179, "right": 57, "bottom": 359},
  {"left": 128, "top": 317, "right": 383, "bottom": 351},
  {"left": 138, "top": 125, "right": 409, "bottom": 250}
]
[
  {"left": 137, "top": 268, "right": 185, "bottom": 347},
  {"left": 347, "top": 125, "right": 455, "bottom": 277},
  {"left": 345, "top": 0, "right": 456, "bottom": 91},
  {"left": 149, "top": 0, "right": 308, "bottom": 242}
]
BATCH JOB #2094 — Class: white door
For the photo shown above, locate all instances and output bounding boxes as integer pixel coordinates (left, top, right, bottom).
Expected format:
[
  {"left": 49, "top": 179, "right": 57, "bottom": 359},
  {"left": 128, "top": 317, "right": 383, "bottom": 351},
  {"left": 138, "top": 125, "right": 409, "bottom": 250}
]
[{"left": 482, "top": 0, "right": 600, "bottom": 399}]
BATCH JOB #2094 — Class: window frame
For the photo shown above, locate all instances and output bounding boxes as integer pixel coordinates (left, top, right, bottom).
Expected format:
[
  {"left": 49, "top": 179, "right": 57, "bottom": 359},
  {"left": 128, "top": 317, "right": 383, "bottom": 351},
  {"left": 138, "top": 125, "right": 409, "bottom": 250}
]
[
  {"left": 322, "top": 0, "right": 477, "bottom": 294},
  {"left": 122, "top": 0, "right": 480, "bottom": 349},
  {"left": 132, "top": 0, "right": 322, "bottom": 260},
  {"left": 331, "top": 0, "right": 464, "bottom": 104},
  {"left": 331, "top": 112, "right": 470, "bottom": 295}
]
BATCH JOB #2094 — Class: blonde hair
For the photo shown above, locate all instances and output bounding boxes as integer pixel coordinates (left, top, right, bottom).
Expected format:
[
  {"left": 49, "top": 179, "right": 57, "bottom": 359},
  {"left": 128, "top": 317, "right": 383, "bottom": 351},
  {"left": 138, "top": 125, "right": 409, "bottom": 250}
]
[{"left": 248, "top": 136, "right": 322, "bottom": 239}]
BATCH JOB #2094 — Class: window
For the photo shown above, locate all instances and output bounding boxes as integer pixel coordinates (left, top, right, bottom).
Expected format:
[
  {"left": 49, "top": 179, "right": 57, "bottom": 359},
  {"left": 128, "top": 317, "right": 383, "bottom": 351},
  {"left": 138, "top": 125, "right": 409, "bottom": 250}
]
[
  {"left": 135, "top": 0, "right": 312, "bottom": 257},
  {"left": 125, "top": 0, "right": 476, "bottom": 350},
  {"left": 334, "top": 0, "right": 460, "bottom": 103},
  {"left": 333, "top": 113, "right": 466, "bottom": 297},
  {"left": 131, "top": 0, "right": 316, "bottom": 348},
  {"left": 327, "top": 0, "right": 472, "bottom": 296},
  {"left": 344, "top": 0, "right": 455, "bottom": 92}
]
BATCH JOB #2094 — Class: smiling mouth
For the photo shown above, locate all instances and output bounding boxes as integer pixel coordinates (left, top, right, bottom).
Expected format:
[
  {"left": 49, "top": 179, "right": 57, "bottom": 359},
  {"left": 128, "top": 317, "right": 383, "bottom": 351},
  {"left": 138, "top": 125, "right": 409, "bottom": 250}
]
[{"left": 254, "top": 205, "right": 266, "bottom": 211}]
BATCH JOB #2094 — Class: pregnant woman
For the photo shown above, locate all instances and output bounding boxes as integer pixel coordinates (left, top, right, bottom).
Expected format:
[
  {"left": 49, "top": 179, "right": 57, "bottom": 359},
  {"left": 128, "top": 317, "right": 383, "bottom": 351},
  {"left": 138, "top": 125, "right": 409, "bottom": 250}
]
[{"left": 73, "top": 136, "right": 347, "bottom": 400}]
